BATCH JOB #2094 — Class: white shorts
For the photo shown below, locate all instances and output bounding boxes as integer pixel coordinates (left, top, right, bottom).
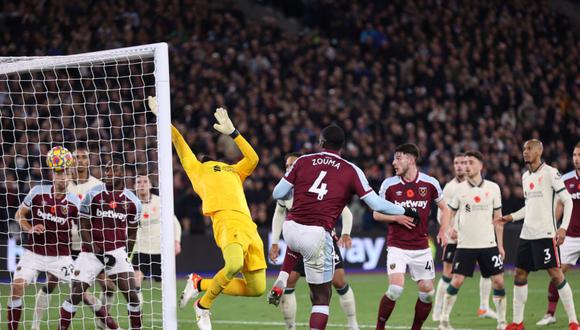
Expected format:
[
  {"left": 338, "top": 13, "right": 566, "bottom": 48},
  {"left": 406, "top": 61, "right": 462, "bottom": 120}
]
[
  {"left": 282, "top": 221, "right": 334, "bottom": 284},
  {"left": 14, "top": 249, "right": 74, "bottom": 283},
  {"left": 72, "top": 248, "right": 134, "bottom": 285},
  {"left": 560, "top": 236, "right": 580, "bottom": 265},
  {"left": 386, "top": 246, "right": 435, "bottom": 282}
]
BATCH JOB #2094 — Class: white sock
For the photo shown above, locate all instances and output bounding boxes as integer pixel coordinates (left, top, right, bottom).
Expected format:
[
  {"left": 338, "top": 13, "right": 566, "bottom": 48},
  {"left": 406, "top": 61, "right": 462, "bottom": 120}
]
[
  {"left": 280, "top": 289, "right": 297, "bottom": 330},
  {"left": 337, "top": 285, "right": 359, "bottom": 330},
  {"left": 441, "top": 292, "right": 458, "bottom": 322},
  {"left": 100, "top": 291, "right": 115, "bottom": 311},
  {"left": 492, "top": 290, "right": 506, "bottom": 324},
  {"left": 274, "top": 271, "right": 290, "bottom": 289},
  {"left": 433, "top": 277, "right": 450, "bottom": 319},
  {"left": 557, "top": 281, "right": 578, "bottom": 323},
  {"left": 33, "top": 289, "right": 51, "bottom": 329},
  {"left": 137, "top": 290, "right": 144, "bottom": 306},
  {"left": 479, "top": 276, "right": 491, "bottom": 310},
  {"left": 513, "top": 283, "right": 528, "bottom": 324}
]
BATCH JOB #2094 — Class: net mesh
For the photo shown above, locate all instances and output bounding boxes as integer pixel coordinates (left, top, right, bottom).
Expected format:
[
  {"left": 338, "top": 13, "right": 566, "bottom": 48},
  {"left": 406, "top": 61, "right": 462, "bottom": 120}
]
[{"left": 0, "top": 49, "right": 166, "bottom": 329}]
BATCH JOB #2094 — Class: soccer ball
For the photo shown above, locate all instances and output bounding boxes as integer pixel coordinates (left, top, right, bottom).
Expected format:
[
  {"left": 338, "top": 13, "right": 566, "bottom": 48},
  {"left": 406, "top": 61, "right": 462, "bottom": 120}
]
[{"left": 46, "top": 146, "right": 74, "bottom": 171}]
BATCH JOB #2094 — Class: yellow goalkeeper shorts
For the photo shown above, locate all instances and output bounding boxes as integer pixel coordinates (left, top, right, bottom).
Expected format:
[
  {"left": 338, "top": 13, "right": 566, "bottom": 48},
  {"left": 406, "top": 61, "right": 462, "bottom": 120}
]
[{"left": 211, "top": 210, "right": 267, "bottom": 272}]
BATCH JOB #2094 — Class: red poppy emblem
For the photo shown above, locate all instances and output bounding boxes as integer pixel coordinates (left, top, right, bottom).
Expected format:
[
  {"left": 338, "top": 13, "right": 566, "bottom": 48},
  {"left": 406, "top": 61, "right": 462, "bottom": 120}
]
[
  {"left": 50, "top": 205, "right": 57, "bottom": 214},
  {"left": 143, "top": 213, "right": 150, "bottom": 219},
  {"left": 109, "top": 201, "right": 117, "bottom": 209},
  {"left": 406, "top": 189, "right": 415, "bottom": 198},
  {"left": 474, "top": 196, "right": 481, "bottom": 203},
  {"left": 529, "top": 182, "right": 535, "bottom": 190}
]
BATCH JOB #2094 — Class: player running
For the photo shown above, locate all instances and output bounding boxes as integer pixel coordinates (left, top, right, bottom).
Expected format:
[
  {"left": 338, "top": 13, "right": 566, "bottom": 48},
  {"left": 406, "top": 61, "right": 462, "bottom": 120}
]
[
  {"left": 536, "top": 141, "right": 580, "bottom": 326},
  {"left": 438, "top": 151, "right": 507, "bottom": 330},
  {"left": 271, "top": 124, "right": 417, "bottom": 330},
  {"left": 374, "top": 143, "right": 450, "bottom": 330},
  {"left": 132, "top": 175, "right": 182, "bottom": 303},
  {"left": 433, "top": 153, "right": 497, "bottom": 321},
  {"left": 8, "top": 151, "right": 80, "bottom": 330},
  {"left": 494, "top": 139, "right": 578, "bottom": 330},
  {"left": 58, "top": 154, "right": 143, "bottom": 330},
  {"left": 163, "top": 102, "right": 266, "bottom": 330},
  {"left": 268, "top": 153, "right": 359, "bottom": 330}
]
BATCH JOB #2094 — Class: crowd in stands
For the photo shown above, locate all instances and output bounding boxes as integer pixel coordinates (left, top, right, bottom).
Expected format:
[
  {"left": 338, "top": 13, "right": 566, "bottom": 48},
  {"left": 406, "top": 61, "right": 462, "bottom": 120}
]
[{"left": 0, "top": 0, "right": 578, "bottom": 236}]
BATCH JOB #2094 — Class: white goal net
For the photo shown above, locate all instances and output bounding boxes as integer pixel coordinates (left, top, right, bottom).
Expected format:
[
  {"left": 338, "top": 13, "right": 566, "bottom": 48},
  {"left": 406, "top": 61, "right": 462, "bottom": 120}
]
[{"left": 0, "top": 43, "right": 176, "bottom": 330}]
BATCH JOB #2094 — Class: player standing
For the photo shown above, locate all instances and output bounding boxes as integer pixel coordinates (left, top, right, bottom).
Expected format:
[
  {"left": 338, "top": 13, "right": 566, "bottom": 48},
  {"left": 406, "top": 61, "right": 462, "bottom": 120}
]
[
  {"left": 58, "top": 155, "right": 143, "bottom": 330},
  {"left": 7, "top": 155, "right": 80, "bottom": 330},
  {"left": 268, "top": 153, "right": 359, "bottom": 330},
  {"left": 494, "top": 139, "right": 578, "bottom": 330},
  {"left": 33, "top": 145, "right": 113, "bottom": 329},
  {"left": 438, "top": 151, "right": 507, "bottom": 330},
  {"left": 433, "top": 153, "right": 496, "bottom": 321},
  {"left": 271, "top": 124, "right": 417, "bottom": 330},
  {"left": 536, "top": 142, "right": 580, "bottom": 326},
  {"left": 374, "top": 143, "right": 450, "bottom": 330},
  {"left": 132, "top": 175, "right": 182, "bottom": 303},
  {"left": 168, "top": 105, "right": 266, "bottom": 330}
]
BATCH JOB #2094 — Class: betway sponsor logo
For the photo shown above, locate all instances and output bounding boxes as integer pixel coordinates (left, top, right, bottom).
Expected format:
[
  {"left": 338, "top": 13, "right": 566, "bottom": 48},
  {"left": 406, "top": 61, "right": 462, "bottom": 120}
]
[
  {"left": 96, "top": 209, "right": 127, "bottom": 221},
  {"left": 36, "top": 209, "right": 67, "bottom": 225},
  {"left": 571, "top": 192, "right": 580, "bottom": 200},
  {"left": 394, "top": 200, "right": 428, "bottom": 209}
]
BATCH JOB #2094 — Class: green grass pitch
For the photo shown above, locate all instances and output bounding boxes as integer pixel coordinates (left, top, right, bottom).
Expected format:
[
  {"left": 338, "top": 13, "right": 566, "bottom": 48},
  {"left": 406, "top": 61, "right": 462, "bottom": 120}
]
[{"left": 2, "top": 270, "right": 578, "bottom": 329}]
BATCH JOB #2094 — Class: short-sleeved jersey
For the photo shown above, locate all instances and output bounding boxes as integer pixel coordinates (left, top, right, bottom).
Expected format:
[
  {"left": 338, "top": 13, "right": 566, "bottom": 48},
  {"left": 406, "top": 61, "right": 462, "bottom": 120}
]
[
  {"left": 283, "top": 151, "right": 373, "bottom": 232},
  {"left": 439, "top": 177, "right": 464, "bottom": 244},
  {"left": 562, "top": 170, "right": 580, "bottom": 237},
  {"left": 448, "top": 180, "right": 502, "bottom": 248},
  {"left": 80, "top": 184, "right": 142, "bottom": 253},
  {"left": 134, "top": 194, "right": 182, "bottom": 254},
  {"left": 67, "top": 175, "right": 103, "bottom": 251},
  {"left": 520, "top": 163, "right": 566, "bottom": 240},
  {"left": 21, "top": 185, "right": 81, "bottom": 256},
  {"left": 379, "top": 172, "right": 443, "bottom": 250}
]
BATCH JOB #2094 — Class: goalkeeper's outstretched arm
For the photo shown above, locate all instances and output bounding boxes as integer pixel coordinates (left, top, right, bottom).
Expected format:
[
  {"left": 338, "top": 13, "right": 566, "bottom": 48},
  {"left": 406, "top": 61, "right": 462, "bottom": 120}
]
[{"left": 171, "top": 125, "right": 201, "bottom": 173}]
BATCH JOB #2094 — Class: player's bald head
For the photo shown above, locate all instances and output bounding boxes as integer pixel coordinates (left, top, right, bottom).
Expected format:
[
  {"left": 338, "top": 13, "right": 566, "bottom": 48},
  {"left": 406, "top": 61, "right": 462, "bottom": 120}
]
[{"left": 524, "top": 139, "right": 543, "bottom": 152}]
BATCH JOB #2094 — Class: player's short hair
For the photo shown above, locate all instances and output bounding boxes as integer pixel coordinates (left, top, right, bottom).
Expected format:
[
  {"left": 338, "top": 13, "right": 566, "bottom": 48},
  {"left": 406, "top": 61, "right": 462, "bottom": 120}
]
[
  {"left": 285, "top": 152, "right": 302, "bottom": 160},
  {"left": 575, "top": 141, "right": 580, "bottom": 149},
  {"left": 454, "top": 152, "right": 466, "bottom": 159},
  {"left": 465, "top": 150, "right": 484, "bottom": 163},
  {"left": 110, "top": 153, "right": 125, "bottom": 167},
  {"left": 319, "top": 124, "right": 345, "bottom": 150},
  {"left": 74, "top": 144, "right": 89, "bottom": 153},
  {"left": 394, "top": 143, "right": 420, "bottom": 160}
]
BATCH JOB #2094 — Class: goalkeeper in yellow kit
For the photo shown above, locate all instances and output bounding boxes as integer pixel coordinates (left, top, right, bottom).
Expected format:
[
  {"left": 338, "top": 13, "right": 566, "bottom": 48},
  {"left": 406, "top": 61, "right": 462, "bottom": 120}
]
[{"left": 148, "top": 97, "right": 266, "bottom": 330}]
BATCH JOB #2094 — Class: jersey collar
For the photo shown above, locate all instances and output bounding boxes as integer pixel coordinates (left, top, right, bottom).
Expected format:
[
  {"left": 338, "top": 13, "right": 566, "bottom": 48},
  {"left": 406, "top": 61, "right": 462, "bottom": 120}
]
[
  {"left": 467, "top": 178, "right": 484, "bottom": 188},
  {"left": 529, "top": 162, "right": 545, "bottom": 173},
  {"left": 400, "top": 170, "right": 419, "bottom": 184}
]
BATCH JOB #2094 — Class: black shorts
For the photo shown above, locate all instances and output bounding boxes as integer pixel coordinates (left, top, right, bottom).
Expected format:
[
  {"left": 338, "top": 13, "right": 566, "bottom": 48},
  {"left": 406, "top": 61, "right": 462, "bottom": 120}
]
[
  {"left": 131, "top": 253, "right": 162, "bottom": 282},
  {"left": 516, "top": 238, "right": 560, "bottom": 272},
  {"left": 71, "top": 250, "right": 80, "bottom": 261},
  {"left": 452, "top": 247, "right": 503, "bottom": 278},
  {"left": 442, "top": 243, "right": 457, "bottom": 263},
  {"left": 294, "top": 240, "right": 344, "bottom": 276}
]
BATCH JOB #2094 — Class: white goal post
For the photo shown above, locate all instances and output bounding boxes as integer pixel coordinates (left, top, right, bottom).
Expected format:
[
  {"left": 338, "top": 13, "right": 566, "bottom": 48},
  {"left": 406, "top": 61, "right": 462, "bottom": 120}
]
[{"left": 0, "top": 43, "right": 176, "bottom": 329}]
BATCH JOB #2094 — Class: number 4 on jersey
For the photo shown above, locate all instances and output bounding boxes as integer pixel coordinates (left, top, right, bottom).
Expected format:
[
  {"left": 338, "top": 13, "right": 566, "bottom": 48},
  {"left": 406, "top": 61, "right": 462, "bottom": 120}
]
[{"left": 309, "top": 171, "right": 329, "bottom": 200}]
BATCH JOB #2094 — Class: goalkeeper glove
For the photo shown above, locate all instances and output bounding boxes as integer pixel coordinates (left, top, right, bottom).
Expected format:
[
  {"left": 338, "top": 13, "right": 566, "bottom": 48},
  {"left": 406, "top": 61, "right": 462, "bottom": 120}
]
[
  {"left": 213, "top": 107, "right": 239, "bottom": 137},
  {"left": 148, "top": 96, "right": 158, "bottom": 116},
  {"left": 96, "top": 254, "right": 117, "bottom": 267},
  {"left": 404, "top": 207, "right": 421, "bottom": 225}
]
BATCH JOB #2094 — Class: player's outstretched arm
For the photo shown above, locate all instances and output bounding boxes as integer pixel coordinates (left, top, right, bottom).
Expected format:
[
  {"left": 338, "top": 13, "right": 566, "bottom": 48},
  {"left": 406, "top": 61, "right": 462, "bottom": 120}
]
[
  {"left": 212, "top": 107, "right": 260, "bottom": 177},
  {"left": 171, "top": 125, "right": 201, "bottom": 172},
  {"left": 436, "top": 200, "right": 450, "bottom": 246},
  {"left": 361, "top": 191, "right": 406, "bottom": 215}
]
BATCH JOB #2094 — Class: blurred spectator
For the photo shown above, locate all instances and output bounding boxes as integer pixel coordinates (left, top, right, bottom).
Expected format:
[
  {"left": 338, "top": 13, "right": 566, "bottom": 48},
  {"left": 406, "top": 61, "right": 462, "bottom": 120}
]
[{"left": 0, "top": 0, "right": 578, "bottom": 234}]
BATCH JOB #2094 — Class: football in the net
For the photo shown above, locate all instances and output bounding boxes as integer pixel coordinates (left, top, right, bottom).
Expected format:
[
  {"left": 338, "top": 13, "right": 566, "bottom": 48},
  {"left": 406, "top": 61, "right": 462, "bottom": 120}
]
[{"left": 46, "top": 146, "right": 74, "bottom": 171}]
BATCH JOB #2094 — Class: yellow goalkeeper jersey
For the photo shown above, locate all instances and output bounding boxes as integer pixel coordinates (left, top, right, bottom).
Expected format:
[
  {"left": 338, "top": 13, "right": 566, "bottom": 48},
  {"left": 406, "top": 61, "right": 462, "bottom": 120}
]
[{"left": 171, "top": 125, "right": 258, "bottom": 220}]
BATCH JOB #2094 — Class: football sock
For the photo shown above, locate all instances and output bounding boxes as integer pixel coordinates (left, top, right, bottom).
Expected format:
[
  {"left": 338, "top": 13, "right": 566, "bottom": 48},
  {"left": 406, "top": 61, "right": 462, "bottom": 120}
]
[{"left": 557, "top": 280, "right": 578, "bottom": 323}]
